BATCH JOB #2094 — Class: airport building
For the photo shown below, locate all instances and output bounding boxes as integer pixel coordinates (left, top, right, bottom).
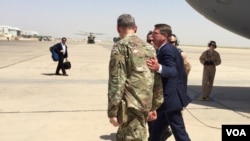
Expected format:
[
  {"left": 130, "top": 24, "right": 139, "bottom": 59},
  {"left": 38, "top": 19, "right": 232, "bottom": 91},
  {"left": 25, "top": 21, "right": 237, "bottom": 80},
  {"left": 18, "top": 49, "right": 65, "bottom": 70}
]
[{"left": 0, "top": 25, "right": 39, "bottom": 40}]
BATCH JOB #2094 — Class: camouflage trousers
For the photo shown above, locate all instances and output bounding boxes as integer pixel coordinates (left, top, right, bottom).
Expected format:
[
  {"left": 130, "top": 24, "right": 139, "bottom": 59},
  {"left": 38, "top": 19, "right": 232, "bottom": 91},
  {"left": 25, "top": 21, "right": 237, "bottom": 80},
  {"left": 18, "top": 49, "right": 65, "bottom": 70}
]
[{"left": 116, "top": 108, "right": 148, "bottom": 141}]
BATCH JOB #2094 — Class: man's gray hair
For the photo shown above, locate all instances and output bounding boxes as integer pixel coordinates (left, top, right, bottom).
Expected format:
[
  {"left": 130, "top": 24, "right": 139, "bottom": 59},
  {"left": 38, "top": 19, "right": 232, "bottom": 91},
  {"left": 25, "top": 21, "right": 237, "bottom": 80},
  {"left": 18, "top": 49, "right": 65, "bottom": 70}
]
[
  {"left": 154, "top": 24, "right": 172, "bottom": 37},
  {"left": 117, "top": 14, "right": 136, "bottom": 28}
]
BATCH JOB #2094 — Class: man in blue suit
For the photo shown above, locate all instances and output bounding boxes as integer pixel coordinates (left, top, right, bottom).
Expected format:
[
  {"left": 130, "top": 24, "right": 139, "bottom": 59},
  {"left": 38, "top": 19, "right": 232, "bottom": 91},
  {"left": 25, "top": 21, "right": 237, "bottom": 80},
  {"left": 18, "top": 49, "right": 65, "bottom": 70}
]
[{"left": 146, "top": 24, "right": 191, "bottom": 141}]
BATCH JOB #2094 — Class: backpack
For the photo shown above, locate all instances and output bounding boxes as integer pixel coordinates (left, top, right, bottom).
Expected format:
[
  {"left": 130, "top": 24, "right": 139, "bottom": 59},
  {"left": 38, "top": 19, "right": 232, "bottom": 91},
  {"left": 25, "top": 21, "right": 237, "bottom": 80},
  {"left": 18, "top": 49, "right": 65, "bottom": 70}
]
[{"left": 49, "top": 45, "right": 59, "bottom": 61}]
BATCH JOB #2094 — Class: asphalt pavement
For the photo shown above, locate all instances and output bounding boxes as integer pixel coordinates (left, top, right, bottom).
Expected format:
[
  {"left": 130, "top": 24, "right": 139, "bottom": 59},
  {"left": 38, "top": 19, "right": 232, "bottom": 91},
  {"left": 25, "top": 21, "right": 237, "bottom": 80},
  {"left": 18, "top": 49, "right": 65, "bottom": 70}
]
[{"left": 0, "top": 40, "right": 249, "bottom": 141}]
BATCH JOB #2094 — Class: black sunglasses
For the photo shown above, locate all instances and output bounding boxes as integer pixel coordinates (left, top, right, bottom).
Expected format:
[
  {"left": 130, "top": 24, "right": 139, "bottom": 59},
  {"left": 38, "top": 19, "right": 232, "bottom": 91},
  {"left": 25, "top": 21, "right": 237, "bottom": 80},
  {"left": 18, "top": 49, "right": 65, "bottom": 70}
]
[{"left": 170, "top": 41, "right": 176, "bottom": 44}]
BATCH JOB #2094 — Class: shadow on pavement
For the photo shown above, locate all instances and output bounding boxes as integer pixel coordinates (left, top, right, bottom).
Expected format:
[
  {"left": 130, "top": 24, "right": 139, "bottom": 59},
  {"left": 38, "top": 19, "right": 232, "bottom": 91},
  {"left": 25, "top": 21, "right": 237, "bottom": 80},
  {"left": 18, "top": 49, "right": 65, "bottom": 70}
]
[
  {"left": 100, "top": 133, "right": 116, "bottom": 141},
  {"left": 188, "top": 85, "right": 250, "bottom": 115},
  {"left": 41, "top": 73, "right": 57, "bottom": 76}
]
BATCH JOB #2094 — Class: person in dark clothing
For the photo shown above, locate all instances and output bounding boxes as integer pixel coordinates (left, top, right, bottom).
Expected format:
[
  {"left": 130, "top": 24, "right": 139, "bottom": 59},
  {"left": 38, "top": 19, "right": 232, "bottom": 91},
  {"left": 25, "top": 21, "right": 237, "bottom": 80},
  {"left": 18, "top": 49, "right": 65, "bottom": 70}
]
[
  {"left": 147, "top": 24, "right": 191, "bottom": 141},
  {"left": 146, "top": 30, "right": 172, "bottom": 141},
  {"left": 55, "top": 37, "right": 68, "bottom": 76}
]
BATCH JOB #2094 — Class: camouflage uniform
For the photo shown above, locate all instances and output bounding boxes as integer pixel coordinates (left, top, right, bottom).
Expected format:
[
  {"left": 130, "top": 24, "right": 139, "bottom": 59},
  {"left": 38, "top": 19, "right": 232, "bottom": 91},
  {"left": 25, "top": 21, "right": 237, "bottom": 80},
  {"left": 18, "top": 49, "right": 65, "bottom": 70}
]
[
  {"left": 108, "top": 35, "right": 163, "bottom": 141},
  {"left": 199, "top": 50, "right": 221, "bottom": 100}
]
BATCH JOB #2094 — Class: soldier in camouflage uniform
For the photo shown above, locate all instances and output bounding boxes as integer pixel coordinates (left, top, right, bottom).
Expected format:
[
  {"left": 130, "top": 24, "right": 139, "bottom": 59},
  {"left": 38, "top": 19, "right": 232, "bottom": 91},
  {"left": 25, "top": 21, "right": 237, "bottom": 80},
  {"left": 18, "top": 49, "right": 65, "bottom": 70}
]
[
  {"left": 107, "top": 14, "right": 163, "bottom": 141},
  {"left": 199, "top": 41, "right": 221, "bottom": 101}
]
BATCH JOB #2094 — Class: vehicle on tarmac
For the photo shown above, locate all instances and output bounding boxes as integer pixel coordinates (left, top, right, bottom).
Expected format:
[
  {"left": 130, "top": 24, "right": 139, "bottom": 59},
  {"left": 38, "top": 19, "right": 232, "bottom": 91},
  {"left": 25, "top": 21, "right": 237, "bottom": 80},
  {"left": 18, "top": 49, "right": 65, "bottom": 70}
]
[
  {"left": 76, "top": 31, "right": 104, "bottom": 44},
  {"left": 38, "top": 36, "right": 53, "bottom": 41}
]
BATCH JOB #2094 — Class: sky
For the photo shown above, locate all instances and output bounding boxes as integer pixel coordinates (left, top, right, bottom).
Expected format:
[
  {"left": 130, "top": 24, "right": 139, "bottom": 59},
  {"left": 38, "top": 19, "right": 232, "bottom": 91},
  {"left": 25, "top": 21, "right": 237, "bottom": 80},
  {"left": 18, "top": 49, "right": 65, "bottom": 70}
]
[{"left": 1, "top": 0, "right": 250, "bottom": 47}]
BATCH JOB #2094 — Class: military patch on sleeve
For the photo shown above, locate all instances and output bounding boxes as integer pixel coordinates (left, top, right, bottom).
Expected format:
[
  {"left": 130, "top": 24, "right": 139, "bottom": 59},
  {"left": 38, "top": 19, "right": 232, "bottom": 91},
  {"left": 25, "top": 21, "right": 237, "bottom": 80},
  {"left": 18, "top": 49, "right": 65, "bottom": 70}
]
[
  {"left": 109, "top": 58, "right": 116, "bottom": 68},
  {"left": 110, "top": 48, "right": 118, "bottom": 68},
  {"left": 110, "top": 47, "right": 124, "bottom": 68}
]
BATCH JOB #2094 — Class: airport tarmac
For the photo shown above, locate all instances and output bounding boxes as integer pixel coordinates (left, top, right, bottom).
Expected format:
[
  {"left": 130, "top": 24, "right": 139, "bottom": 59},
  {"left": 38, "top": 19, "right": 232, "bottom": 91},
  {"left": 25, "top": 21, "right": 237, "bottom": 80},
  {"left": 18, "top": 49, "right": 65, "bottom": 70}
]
[{"left": 0, "top": 40, "right": 249, "bottom": 141}]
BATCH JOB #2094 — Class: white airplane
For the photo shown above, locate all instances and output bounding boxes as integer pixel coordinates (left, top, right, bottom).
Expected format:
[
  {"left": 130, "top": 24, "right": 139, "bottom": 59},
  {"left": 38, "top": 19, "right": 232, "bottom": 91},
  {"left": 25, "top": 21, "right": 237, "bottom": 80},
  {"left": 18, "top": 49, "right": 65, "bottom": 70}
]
[{"left": 186, "top": 0, "right": 250, "bottom": 39}]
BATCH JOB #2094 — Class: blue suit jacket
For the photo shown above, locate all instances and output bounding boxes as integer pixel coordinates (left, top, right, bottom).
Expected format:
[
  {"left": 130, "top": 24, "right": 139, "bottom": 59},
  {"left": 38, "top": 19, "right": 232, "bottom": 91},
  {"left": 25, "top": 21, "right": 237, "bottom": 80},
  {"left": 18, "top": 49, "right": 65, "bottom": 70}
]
[
  {"left": 54, "top": 43, "right": 68, "bottom": 58},
  {"left": 157, "top": 43, "right": 191, "bottom": 112}
]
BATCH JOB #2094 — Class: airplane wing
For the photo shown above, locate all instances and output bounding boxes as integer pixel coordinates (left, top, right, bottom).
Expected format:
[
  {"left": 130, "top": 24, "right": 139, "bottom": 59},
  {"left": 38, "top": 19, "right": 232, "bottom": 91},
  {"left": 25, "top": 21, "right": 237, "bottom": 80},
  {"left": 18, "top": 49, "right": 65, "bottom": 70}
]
[{"left": 186, "top": 0, "right": 250, "bottom": 39}]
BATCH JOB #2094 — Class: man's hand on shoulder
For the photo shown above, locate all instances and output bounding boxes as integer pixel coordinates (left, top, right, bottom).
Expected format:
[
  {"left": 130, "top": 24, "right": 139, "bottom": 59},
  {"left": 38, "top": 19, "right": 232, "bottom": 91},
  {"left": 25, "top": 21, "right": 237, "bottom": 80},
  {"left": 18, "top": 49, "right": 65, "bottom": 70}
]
[{"left": 146, "top": 56, "right": 160, "bottom": 72}]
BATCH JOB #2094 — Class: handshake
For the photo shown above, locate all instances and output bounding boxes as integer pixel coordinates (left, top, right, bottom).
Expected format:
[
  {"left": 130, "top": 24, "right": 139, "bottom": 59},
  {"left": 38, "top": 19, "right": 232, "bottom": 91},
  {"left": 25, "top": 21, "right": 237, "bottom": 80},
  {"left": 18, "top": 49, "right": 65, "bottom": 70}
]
[{"left": 204, "top": 60, "right": 214, "bottom": 65}]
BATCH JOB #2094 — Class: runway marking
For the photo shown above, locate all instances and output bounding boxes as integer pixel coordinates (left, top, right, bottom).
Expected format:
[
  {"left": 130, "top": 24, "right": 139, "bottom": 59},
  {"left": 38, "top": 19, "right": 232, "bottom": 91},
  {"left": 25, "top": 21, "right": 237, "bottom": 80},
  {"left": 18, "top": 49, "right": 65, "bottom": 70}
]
[
  {"left": 0, "top": 109, "right": 106, "bottom": 114},
  {"left": 0, "top": 55, "right": 45, "bottom": 69}
]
